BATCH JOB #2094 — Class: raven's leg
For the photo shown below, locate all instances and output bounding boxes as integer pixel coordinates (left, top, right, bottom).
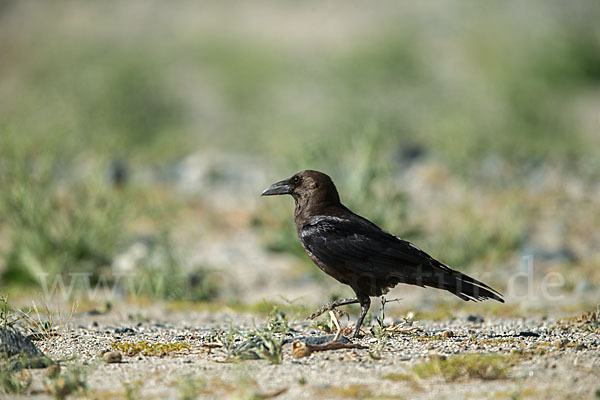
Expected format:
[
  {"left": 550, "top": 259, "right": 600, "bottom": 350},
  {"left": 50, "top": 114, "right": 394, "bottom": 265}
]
[
  {"left": 352, "top": 296, "right": 371, "bottom": 338},
  {"left": 307, "top": 297, "right": 359, "bottom": 320}
]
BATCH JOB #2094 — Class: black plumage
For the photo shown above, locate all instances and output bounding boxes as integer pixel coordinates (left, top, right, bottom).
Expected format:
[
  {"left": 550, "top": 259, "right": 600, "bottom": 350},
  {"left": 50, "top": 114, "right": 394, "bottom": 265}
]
[{"left": 262, "top": 170, "right": 504, "bottom": 337}]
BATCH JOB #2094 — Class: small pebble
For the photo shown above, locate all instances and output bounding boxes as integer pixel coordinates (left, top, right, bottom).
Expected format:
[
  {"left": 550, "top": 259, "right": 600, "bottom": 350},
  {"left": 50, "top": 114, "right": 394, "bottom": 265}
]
[
  {"left": 442, "top": 330, "right": 454, "bottom": 338},
  {"left": 467, "top": 315, "right": 484, "bottom": 323},
  {"left": 554, "top": 338, "right": 569, "bottom": 348},
  {"left": 103, "top": 351, "right": 122, "bottom": 363}
]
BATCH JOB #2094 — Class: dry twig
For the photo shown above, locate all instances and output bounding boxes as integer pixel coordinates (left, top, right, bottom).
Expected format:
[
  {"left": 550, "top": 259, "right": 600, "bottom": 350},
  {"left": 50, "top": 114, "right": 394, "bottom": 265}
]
[{"left": 291, "top": 340, "right": 367, "bottom": 359}]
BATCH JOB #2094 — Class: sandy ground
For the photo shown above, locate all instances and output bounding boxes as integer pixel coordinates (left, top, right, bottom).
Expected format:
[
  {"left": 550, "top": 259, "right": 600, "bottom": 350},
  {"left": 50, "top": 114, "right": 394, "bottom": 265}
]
[{"left": 3, "top": 303, "right": 597, "bottom": 400}]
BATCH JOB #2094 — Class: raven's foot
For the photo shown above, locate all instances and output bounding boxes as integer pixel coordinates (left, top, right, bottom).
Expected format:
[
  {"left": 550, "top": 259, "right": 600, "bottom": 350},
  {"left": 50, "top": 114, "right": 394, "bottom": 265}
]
[
  {"left": 308, "top": 302, "right": 335, "bottom": 320},
  {"left": 309, "top": 305, "right": 349, "bottom": 321},
  {"left": 307, "top": 297, "right": 358, "bottom": 320},
  {"left": 351, "top": 325, "right": 363, "bottom": 339}
]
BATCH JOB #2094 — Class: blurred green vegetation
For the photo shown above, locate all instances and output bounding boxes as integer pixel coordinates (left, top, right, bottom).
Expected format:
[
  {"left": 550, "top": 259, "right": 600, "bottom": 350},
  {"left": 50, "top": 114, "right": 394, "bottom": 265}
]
[
  {"left": 0, "top": 1, "right": 599, "bottom": 300},
  {"left": 0, "top": 156, "right": 124, "bottom": 284}
]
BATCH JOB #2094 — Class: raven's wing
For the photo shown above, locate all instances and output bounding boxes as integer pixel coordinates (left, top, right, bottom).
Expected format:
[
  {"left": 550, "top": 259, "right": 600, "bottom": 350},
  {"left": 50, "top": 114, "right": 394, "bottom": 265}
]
[{"left": 301, "top": 215, "right": 504, "bottom": 302}]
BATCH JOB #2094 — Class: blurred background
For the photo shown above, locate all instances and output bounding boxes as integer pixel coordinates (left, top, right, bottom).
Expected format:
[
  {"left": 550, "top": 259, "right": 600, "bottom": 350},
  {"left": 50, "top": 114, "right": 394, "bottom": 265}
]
[{"left": 1, "top": 1, "right": 599, "bottom": 318}]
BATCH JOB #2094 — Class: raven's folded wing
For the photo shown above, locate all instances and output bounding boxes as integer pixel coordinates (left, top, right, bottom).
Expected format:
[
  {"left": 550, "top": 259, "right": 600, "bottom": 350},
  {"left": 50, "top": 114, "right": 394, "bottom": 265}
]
[{"left": 301, "top": 216, "right": 504, "bottom": 302}]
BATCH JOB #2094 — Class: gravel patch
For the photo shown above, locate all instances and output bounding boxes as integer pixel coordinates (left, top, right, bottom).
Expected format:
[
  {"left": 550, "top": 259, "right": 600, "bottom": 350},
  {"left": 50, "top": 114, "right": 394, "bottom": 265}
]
[{"left": 4, "top": 306, "right": 598, "bottom": 399}]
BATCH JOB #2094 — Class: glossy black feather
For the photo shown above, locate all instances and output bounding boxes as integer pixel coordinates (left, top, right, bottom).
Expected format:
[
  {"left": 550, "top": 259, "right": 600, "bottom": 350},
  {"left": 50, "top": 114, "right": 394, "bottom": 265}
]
[{"left": 301, "top": 214, "right": 504, "bottom": 302}]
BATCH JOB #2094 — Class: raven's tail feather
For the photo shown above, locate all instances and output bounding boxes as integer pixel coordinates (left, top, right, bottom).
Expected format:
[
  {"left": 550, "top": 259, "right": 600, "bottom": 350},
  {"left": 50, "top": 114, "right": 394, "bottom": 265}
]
[
  {"left": 409, "top": 262, "right": 504, "bottom": 303},
  {"left": 376, "top": 260, "right": 504, "bottom": 302},
  {"left": 439, "top": 270, "right": 504, "bottom": 303}
]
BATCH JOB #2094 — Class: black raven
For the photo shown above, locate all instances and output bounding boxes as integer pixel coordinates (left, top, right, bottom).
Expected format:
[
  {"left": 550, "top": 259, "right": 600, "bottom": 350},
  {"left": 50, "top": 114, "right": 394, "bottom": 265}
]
[{"left": 262, "top": 170, "right": 504, "bottom": 338}]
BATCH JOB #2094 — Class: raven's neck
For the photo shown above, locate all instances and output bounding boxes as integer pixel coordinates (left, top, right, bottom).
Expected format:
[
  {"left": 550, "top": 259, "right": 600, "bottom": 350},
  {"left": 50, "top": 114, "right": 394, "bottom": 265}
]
[{"left": 294, "top": 195, "right": 346, "bottom": 227}]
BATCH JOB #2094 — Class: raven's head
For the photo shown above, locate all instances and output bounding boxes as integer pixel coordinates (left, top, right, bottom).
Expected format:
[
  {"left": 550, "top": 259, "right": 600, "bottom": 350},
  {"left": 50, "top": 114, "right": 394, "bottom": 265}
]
[{"left": 261, "top": 170, "right": 340, "bottom": 206}]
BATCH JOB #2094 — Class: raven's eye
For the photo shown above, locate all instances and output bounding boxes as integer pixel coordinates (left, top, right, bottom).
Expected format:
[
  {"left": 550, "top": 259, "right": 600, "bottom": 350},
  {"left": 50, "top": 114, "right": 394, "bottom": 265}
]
[{"left": 292, "top": 176, "right": 300, "bottom": 185}]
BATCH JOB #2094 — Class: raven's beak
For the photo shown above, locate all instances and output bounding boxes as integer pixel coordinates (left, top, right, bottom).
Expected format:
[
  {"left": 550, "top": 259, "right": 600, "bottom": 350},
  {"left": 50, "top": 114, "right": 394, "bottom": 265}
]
[{"left": 261, "top": 179, "right": 292, "bottom": 196}]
